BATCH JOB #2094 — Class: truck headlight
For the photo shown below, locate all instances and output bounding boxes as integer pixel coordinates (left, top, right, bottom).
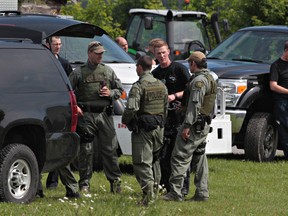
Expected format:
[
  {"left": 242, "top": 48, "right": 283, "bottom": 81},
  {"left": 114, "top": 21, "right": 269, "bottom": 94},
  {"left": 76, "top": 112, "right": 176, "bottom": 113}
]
[{"left": 217, "top": 79, "right": 247, "bottom": 107}]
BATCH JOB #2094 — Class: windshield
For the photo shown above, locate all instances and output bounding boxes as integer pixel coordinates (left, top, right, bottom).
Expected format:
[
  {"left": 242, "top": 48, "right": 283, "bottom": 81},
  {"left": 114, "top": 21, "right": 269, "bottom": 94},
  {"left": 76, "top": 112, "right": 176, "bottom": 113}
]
[
  {"left": 173, "top": 20, "right": 209, "bottom": 51},
  {"left": 59, "top": 34, "right": 135, "bottom": 64},
  {"left": 127, "top": 14, "right": 209, "bottom": 53},
  {"left": 208, "top": 30, "right": 287, "bottom": 64}
]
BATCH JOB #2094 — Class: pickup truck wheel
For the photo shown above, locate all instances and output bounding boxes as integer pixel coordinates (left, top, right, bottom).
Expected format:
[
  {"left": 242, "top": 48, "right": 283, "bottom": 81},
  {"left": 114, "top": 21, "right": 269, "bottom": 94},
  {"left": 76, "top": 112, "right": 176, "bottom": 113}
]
[
  {"left": 0, "top": 144, "right": 39, "bottom": 203},
  {"left": 244, "top": 112, "right": 277, "bottom": 162}
]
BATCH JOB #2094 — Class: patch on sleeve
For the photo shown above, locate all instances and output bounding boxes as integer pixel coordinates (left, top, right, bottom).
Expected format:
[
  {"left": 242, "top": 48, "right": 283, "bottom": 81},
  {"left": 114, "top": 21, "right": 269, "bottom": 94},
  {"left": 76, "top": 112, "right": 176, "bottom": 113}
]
[{"left": 194, "top": 81, "right": 204, "bottom": 88}]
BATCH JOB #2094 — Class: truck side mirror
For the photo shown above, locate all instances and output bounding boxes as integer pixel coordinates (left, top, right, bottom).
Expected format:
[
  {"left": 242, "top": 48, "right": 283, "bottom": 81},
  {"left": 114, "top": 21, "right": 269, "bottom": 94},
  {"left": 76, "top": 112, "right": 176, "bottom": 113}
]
[{"left": 144, "top": 17, "right": 153, "bottom": 30}]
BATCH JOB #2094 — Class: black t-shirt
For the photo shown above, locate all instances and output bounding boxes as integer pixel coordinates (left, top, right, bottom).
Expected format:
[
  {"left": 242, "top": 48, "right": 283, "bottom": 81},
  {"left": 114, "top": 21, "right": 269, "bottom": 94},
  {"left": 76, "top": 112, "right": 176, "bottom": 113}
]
[
  {"left": 270, "top": 58, "right": 288, "bottom": 99},
  {"left": 152, "top": 61, "right": 190, "bottom": 127},
  {"left": 152, "top": 61, "right": 190, "bottom": 98}
]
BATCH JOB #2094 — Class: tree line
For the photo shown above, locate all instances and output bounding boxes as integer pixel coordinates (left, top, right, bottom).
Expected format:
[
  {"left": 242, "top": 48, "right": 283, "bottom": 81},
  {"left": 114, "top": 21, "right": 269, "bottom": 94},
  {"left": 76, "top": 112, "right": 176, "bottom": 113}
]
[{"left": 31, "top": 0, "right": 288, "bottom": 46}]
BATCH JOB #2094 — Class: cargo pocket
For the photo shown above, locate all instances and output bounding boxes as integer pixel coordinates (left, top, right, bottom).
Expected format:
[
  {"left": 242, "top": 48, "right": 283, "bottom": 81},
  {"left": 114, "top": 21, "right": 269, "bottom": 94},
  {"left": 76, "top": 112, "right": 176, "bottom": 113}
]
[{"left": 131, "top": 134, "right": 144, "bottom": 164}]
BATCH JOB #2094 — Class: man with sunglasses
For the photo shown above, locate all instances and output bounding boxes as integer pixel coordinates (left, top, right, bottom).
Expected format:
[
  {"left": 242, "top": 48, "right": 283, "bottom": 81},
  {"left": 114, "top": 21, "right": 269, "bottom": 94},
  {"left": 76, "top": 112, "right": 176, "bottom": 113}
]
[{"left": 69, "top": 41, "right": 124, "bottom": 194}]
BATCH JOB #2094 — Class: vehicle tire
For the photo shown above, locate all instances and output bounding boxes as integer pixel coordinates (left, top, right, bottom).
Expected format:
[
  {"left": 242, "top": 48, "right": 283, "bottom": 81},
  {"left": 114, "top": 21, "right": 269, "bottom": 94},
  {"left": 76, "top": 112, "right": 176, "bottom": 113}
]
[
  {"left": 93, "top": 137, "right": 103, "bottom": 172},
  {"left": 244, "top": 112, "right": 277, "bottom": 162},
  {"left": 0, "top": 143, "right": 39, "bottom": 203}
]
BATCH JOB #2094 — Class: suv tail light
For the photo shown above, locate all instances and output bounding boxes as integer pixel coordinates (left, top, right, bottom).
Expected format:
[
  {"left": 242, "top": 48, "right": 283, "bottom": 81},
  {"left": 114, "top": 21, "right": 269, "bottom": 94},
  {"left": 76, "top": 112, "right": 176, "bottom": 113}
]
[{"left": 69, "top": 90, "right": 78, "bottom": 132}]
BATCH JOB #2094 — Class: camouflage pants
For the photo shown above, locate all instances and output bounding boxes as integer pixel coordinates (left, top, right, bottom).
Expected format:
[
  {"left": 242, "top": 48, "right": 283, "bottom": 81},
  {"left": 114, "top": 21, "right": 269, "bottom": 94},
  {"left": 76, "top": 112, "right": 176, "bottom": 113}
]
[
  {"left": 132, "top": 126, "right": 164, "bottom": 202},
  {"left": 77, "top": 111, "right": 121, "bottom": 188},
  {"left": 169, "top": 123, "right": 210, "bottom": 198}
]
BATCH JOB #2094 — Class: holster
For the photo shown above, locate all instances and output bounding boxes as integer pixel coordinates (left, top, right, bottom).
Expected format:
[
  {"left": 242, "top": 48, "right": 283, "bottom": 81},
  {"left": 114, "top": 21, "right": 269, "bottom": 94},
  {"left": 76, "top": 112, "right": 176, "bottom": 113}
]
[
  {"left": 76, "top": 123, "right": 95, "bottom": 143},
  {"left": 138, "top": 115, "right": 164, "bottom": 132},
  {"left": 104, "top": 104, "right": 113, "bottom": 116},
  {"left": 126, "top": 118, "right": 139, "bottom": 133},
  {"left": 194, "top": 114, "right": 211, "bottom": 134}
]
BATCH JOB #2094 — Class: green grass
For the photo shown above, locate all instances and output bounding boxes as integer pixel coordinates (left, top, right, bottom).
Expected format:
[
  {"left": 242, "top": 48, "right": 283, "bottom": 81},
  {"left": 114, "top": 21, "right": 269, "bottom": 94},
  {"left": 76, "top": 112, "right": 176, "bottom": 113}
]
[{"left": 0, "top": 155, "right": 287, "bottom": 216}]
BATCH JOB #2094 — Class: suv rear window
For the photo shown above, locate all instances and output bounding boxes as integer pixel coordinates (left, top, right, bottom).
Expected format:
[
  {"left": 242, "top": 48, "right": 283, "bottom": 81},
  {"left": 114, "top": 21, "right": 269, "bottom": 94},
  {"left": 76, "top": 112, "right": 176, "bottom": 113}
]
[
  {"left": 0, "top": 48, "right": 67, "bottom": 92},
  {"left": 59, "top": 34, "right": 135, "bottom": 64}
]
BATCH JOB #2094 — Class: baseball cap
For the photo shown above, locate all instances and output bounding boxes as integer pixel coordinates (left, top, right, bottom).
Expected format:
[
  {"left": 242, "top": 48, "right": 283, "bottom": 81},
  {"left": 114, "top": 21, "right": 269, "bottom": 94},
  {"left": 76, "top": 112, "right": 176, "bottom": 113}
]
[
  {"left": 186, "top": 51, "right": 206, "bottom": 63},
  {"left": 88, "top": 41, "right": 106, "bottom": 53}
]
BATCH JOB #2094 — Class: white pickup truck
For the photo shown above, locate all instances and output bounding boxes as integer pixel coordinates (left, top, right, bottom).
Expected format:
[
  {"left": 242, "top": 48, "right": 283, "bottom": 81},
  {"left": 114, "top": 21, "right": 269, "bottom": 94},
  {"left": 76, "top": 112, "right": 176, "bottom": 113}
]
[{"left": 113, "top": 83, "right": 232, "bottom": 156}]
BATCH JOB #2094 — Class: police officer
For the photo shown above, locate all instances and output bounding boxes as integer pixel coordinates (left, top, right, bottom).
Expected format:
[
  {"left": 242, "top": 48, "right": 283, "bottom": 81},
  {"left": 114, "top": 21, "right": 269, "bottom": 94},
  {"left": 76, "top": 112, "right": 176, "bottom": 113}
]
[
  {"left": 69, "top": 41, "right": 123, "bottom": 193},
  {"left": 152, "top": 40, "right": 190, "bottom": 192},
  {"left": 162, "top": 51, "right": 217, "bottom": 202},
  {"left": 122, "top": 55, "right": 168, "bottom": 205}
]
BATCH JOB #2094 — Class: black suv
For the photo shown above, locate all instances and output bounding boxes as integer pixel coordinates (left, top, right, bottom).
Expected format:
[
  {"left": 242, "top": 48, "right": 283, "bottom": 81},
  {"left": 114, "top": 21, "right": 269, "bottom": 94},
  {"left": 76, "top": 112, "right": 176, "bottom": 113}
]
[
  {"left": 0, "top": 26, "right": 79, "bottom": 203},
  {"left": 0, "top": 11, "right": 138, "bottom": 171},
  {"left": 206, "top": 26, "right": 288, "bottom": 162}
]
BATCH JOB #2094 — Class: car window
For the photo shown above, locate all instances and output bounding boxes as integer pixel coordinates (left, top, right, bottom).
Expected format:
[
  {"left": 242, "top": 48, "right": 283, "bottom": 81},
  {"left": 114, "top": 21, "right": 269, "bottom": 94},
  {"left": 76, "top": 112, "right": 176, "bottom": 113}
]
[
  {"left": 208, "top": 30, "right": 287, "bottom": 64},
  {"left": 0, "top": 48, "right": 67, "bottom": 92},
  {"left": 59, "top": 34, "right": 135, "bottom": 64}
]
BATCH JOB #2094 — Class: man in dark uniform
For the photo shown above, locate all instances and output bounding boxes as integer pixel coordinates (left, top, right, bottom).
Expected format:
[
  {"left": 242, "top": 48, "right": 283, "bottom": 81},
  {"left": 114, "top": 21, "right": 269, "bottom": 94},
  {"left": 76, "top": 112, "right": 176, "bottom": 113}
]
[
  {"left": 37, "top": 36, "right": 80, "bottom": 199},
  {"left": 162, "top": 51, "right": 217, "bottom": 202},
  {"left": 122, "top": 55, "right": 168, "bottom": 205},
  {"left": 270, "top": 41, "right": 288, "bottom": 159},
  {"left": 45, "top": 36, "right": 73, "bottom": 190},
  {"left": 69, "top": 41, "right": 123, "bottom": 194},
  {"left": 46, "top": 36, "right": 72, "bottom": 76},
  {"left": 152, "top": 40, "right": 190, "bottom": 193}
]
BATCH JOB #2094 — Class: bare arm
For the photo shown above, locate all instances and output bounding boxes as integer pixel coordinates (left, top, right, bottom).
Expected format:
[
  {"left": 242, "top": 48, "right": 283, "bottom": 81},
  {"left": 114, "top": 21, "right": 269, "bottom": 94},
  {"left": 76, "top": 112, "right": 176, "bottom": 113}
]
[
  {"left": 270, "top": 81, "right": 288, "bottom": 94},
  {"left": 168, "top": 90, "right": 184, "bottom": 103}
]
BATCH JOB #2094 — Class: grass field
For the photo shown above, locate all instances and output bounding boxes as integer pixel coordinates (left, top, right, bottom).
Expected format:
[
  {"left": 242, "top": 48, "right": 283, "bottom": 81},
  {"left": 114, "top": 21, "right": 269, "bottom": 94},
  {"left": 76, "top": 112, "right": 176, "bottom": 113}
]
[{"left": 0, "top": 154, "right": 287, "bottom": 216}]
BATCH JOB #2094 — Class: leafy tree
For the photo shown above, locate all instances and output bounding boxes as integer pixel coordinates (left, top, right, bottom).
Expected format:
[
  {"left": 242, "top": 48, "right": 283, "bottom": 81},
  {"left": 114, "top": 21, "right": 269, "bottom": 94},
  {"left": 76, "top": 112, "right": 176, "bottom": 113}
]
[
  {"left": 144, "top": 0, "right": 164, "bottom": 9},
  {"left": 241, "top": 0, "right": 288, "bottom": 26},
  {"left": 62, "top": 0, "right": 124, "bottom": 38},
  {"left": 61, "top": 0, "right": 288, "bottom": 42},
  {"left": 110, "top": 0, "right": 143, "bottom": 31}
]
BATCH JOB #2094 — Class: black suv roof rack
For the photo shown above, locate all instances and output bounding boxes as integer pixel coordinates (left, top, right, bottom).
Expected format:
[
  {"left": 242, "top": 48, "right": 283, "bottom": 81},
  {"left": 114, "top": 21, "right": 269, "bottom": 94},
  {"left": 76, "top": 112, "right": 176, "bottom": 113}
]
[{"left": 0, "top": 25, "right": 43, "bottom": 44}]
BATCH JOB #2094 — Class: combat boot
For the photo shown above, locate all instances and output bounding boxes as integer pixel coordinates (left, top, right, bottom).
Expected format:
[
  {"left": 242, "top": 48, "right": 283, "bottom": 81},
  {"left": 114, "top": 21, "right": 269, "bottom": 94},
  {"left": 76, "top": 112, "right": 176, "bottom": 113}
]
[
  {"left": 110, "top": 177, "right": 121, "bottom": 194},
  {"left": 162, "top": 192, "right": 183, "bottom": 202}
]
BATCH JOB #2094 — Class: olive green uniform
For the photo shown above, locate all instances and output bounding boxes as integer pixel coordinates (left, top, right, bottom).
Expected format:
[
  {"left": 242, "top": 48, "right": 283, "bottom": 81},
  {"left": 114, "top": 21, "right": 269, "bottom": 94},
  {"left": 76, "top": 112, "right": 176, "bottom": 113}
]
[
  {"left": 122, "top": 71, "right": 168, "bottom": 203},
  {"left": 169, "top": 69, "right": 217, "bottom": 200},
  {"left": 69, "top": 61, "right": 123, "bottom": 189}
]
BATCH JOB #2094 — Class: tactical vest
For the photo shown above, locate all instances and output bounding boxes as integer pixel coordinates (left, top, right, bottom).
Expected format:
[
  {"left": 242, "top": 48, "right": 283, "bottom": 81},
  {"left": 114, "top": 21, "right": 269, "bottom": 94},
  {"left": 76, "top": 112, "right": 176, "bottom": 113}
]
[
  {"left": 138, "top": 79, "right": 166, "bottom": 116},
  {"left": 200, "top": 72, "right": 217, "bottom": 116},
  {"left": 76, "top": 64, "right": 111, "bottom": 107}
]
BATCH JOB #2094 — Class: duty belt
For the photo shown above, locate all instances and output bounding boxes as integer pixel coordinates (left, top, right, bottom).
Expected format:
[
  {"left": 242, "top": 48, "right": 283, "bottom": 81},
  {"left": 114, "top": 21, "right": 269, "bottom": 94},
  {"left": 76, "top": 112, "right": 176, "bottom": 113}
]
[
  {"left": 199, "top": 114, "right": 212, "bottom": 125},
  {"left": 78, "top": 101, "right": 109, "bottom": 113}
]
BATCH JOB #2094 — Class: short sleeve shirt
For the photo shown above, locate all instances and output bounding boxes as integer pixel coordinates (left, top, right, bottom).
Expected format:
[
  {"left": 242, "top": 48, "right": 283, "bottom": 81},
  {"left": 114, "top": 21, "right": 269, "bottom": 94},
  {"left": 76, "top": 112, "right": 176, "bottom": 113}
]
[
  {"left": 152, "top": 61, "right": 190, "bottom": 99},
  {"left": 270, "top": 58, "right": 288, "bottom": 99}
]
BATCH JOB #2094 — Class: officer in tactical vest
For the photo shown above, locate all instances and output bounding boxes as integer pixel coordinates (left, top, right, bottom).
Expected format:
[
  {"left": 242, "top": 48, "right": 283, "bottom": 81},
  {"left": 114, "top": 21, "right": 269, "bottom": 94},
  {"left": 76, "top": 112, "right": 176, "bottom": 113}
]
[
  {"left": 162, "top": 51, "right": 217, "bottom": 202},
  {"left": 69, "top": 41, "right": 123, "bottom": 194},
  {"left": 122, "top": 55, "right": 168, "bottom": 206}
]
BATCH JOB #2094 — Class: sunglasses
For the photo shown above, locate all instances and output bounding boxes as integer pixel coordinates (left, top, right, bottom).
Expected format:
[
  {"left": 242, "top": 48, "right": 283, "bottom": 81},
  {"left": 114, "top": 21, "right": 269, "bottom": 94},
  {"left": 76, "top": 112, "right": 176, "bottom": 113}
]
[{"left": 88, "top": 41, "right": 103, "bottom": 51}]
